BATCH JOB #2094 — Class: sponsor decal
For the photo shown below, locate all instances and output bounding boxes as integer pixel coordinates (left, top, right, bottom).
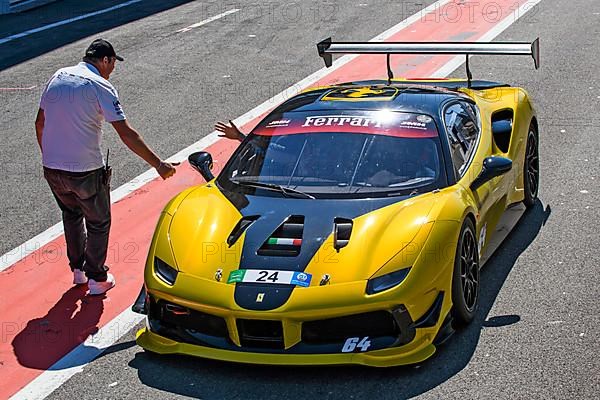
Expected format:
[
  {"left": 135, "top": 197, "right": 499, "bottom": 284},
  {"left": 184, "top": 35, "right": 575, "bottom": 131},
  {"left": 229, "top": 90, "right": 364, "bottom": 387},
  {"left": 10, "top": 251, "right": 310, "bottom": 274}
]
[
  {"left": 302, "top": 115, "right": 382, "bottom": 128},
  {"left": 290, "top": 271, "right": 312, "bottom": 287},
  {"left": 227, "top": 269, "right": 312, "bottom": 287},
  {"left": 256, "top": 293, "right": 265, "bottom": 302},
  {"left": 266, "top": 119, "right": 291, "bottom": 128},
  {"left": 399, "top": 120, "right": 427, "bottom": 129},
  {"left": 227, "top": 269, "right": 246, "bottom": 283},
  {"left": 417, "top": 115, "right": 433, "bottom": 123}
]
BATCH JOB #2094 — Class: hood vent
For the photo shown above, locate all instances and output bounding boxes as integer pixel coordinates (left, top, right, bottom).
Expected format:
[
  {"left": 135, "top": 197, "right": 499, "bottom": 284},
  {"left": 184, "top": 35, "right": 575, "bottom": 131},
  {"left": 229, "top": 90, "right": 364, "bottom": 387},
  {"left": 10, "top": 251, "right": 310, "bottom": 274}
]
[
  {"left": 228, "top": 216, "right": 259, "bottom": 247},
  {"left": 333, "top": 217, "right": 353, "bottom": 251},
  {"left": 258, "top": 215, "right": 304, "bottom": 257}
]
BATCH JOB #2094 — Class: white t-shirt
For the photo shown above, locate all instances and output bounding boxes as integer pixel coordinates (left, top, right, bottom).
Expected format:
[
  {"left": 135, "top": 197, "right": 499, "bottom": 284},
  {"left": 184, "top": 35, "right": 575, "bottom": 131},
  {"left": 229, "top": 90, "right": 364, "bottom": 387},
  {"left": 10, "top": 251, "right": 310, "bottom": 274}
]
[{"left": 40, "top": 62, "right": 126, "bottom": 172}]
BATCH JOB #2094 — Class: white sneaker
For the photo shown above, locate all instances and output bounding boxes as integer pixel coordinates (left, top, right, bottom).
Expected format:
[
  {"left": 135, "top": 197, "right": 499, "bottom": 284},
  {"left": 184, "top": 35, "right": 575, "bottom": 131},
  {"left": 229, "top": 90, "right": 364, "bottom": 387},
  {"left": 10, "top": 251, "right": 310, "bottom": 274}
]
[
  {"left": 88, "top": 273, "right": 116, "bottom": 295},
  {"left": 73, "top": 269, "right": 88, "bottom": 285}
]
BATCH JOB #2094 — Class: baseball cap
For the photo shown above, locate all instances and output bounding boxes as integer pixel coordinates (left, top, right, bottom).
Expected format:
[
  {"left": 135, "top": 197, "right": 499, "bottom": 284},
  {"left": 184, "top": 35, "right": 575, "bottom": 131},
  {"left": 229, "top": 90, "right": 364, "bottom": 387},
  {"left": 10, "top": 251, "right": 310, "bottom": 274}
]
[{"left": 85, "top": 39, "right": 124, "bottom": 61}]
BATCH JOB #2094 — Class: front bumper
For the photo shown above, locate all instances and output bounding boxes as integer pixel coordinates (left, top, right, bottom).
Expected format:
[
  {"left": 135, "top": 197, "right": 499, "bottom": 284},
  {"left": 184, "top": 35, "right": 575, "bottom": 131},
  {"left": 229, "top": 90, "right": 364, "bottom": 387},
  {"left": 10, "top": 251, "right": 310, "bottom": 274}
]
[{"left": 135, "top": 286, "right": 448, "bottom": 367}]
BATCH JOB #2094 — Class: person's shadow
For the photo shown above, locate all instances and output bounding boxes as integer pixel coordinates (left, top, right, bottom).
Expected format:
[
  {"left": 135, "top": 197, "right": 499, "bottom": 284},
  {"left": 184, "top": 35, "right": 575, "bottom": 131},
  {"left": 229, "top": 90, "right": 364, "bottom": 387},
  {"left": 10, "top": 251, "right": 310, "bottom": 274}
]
[
  {"left": 128, "top": 200, "right": 551, "bottom": 400},
  {"left": 12, "top": 285, "right": 104, "bottom": 370}
]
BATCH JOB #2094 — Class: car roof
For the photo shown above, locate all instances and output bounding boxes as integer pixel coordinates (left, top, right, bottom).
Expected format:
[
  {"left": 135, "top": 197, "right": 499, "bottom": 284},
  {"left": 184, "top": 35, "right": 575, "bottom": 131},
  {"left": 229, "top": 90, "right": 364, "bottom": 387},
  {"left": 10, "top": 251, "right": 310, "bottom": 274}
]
[{"left": 270, "top": 80, "right": 489, "bottom": 116}]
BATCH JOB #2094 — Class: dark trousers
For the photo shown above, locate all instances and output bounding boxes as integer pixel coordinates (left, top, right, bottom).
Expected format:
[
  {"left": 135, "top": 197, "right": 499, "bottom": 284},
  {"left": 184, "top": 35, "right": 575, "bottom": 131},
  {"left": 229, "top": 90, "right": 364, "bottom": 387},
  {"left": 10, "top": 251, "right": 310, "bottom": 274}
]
[{"left": 43, "top": 167, "right": 111, "bottom": 281}]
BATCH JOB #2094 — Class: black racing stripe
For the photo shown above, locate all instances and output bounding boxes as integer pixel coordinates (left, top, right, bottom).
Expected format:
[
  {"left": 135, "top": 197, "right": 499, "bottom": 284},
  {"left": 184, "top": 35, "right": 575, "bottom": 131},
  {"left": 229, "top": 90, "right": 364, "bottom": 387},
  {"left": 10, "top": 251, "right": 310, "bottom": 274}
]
[{"left": 227, "top": 192, "right": 405, "bottom": 311}]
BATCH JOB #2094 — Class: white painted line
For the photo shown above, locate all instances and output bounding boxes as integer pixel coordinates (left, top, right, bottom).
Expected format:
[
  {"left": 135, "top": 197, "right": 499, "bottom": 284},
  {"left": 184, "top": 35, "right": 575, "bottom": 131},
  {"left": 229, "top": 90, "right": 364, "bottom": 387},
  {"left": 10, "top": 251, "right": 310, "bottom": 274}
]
[
  {"left": 9, "top": 310, "right": 144, "bottom": 400},
  {"left": 8, "top": 0, "right": 546, "bottom": 398},
  {"left": 0, "top": 0, "right": 142, "bottom": 46},
  {"left": 175, "top": 9, "right": 240, "bottom": 33},
  {"left": 0, "top": 85, "right": 37, "bottom": 91}
]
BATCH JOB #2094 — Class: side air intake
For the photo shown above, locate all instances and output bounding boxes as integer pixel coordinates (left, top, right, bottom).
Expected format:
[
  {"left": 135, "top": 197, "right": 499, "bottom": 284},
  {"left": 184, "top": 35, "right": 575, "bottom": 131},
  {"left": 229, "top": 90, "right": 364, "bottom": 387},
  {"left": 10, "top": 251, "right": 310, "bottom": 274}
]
[{"left": 258, "top": 215, "right": 304, "bottom": 257}]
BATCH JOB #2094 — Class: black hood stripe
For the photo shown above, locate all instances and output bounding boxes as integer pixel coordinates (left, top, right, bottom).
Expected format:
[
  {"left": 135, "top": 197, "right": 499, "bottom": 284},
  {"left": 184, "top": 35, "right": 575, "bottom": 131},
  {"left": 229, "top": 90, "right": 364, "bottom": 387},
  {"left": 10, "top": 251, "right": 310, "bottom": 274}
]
[{"left": 222, "top": 189, "right": 405, "bottom": 311}]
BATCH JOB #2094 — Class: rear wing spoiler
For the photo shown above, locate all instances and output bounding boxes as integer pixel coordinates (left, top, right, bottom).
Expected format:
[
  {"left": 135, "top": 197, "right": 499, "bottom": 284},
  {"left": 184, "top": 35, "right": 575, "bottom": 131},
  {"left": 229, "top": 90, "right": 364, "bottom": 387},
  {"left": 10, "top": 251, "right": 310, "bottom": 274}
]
[{"left": 317, "top": 38, "right": 540, "bottom": 87}]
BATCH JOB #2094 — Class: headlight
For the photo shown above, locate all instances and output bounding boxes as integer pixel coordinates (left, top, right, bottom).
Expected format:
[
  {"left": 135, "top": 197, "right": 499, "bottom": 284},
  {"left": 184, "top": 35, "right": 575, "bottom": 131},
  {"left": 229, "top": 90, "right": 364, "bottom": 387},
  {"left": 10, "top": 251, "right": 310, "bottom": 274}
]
[
  {"left": 366, "top": 268, "right": 410, "bottom": 295},
  {"left": 154, "top": 257, "right": 178, "bottom": 285}
]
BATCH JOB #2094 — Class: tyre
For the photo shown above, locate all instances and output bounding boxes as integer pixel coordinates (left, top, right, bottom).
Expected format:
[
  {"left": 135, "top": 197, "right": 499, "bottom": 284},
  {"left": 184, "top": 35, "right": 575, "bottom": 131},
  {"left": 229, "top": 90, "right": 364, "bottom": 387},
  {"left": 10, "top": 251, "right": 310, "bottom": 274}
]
[
  {"left": 451, "top": 218, "right": 480, "bottom": 327},
  {"left": 523, "top": 124, "right": 539, "bottom": 208}
]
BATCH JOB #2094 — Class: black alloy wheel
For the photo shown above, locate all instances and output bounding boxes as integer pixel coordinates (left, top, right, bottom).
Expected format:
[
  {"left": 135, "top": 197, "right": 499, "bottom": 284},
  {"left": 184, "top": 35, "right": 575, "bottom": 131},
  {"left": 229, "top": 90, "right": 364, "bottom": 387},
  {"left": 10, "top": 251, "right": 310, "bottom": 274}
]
[
  {"left": 523, "top": 125, "right": 539, "bottom": 208},
  {"left": 451, "top": 218, "right": 480, "bottom": 327}
]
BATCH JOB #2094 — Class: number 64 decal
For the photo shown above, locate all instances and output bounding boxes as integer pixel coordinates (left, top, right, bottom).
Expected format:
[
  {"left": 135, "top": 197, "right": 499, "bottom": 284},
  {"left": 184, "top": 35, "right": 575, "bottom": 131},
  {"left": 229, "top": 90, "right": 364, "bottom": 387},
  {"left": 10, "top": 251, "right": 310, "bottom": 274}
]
[{"left": 341, "top": 336, "right": 371, "bottom": 352}]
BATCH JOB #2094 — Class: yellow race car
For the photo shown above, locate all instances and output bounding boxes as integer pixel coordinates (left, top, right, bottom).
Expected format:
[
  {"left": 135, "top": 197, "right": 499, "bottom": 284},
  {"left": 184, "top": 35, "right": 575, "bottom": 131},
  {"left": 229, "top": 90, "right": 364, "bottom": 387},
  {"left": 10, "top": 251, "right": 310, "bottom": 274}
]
[{"left": 133, "top": 39, "right": 540, "bottom": 366}]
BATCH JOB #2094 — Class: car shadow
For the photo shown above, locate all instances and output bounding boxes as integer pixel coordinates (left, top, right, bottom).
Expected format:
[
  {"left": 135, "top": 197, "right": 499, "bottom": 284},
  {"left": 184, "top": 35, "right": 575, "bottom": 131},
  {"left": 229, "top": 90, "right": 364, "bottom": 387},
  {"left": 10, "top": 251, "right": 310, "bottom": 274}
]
[
  {"left": 0, "top": 0, "right": 195, "bottom": 71},
  {"left": 128, "top": 199, "right": 550, "bottom": 400}
]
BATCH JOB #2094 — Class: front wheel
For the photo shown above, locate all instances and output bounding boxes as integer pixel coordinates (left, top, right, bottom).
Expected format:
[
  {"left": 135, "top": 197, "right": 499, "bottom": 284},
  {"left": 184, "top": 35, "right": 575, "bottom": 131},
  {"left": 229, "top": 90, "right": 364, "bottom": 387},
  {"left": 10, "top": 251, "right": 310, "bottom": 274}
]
[
  {"left": 523, "top": 125, "right": 539, "bottom": 208},
  {"left": 451, "top": 218, "right": 480, "bottom": 327}
]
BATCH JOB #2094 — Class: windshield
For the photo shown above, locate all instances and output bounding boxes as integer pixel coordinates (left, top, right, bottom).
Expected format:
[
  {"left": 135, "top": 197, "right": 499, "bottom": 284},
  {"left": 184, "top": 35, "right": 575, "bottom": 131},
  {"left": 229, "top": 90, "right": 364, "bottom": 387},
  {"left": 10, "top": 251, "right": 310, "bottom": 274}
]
[{"left": 218, "top": 110, "right": 446, "bottom": 199}]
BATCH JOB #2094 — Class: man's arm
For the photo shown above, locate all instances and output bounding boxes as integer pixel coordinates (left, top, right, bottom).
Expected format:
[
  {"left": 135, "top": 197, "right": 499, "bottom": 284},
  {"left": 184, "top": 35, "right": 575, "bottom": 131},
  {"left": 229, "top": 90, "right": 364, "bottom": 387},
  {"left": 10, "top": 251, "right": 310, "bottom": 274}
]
[
  {"left": 110, "top": 119, "right": 177, "bottom": 179},
  {"left": 35, "top": 108, "right": 45, "bottom": 152}
]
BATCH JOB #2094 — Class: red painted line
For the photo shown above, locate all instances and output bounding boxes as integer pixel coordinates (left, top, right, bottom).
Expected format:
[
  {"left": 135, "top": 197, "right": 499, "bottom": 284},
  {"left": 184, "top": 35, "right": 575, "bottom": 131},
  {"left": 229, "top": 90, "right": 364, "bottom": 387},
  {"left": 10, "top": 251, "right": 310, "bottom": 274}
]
[{"left": 0, "top": 1, "right": 533, "bottom": 397}]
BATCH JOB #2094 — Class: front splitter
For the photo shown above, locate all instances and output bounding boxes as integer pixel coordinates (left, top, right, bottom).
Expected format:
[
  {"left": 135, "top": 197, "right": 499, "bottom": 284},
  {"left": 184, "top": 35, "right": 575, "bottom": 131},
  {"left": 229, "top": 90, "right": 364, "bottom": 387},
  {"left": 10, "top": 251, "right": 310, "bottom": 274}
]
[{"left": 136, "top": 327, "right": 436, "bottom": 367}]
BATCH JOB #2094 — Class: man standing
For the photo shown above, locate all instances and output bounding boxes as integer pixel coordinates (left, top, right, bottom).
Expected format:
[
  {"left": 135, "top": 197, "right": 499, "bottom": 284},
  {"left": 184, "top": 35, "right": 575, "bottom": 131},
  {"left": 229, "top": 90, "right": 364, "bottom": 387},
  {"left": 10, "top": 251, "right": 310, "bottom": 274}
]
[{"left": 35, "top": 39, "right": 178, "bottom": 295}]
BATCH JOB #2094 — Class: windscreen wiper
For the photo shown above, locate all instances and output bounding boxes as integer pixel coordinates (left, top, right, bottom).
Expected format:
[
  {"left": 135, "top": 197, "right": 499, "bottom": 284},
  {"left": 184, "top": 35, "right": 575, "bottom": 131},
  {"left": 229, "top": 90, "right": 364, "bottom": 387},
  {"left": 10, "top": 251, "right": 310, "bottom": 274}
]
[{"left": 232, "top": 180, "right": 315, "bottom": 199}]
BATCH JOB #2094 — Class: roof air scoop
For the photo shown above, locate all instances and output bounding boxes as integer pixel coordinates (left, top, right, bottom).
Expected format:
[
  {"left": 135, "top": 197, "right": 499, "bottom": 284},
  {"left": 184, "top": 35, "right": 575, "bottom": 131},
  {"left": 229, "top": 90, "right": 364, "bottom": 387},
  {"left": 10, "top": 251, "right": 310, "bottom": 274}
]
[{"left": 333, "top": 217, "right": 353, "bottom": 251}]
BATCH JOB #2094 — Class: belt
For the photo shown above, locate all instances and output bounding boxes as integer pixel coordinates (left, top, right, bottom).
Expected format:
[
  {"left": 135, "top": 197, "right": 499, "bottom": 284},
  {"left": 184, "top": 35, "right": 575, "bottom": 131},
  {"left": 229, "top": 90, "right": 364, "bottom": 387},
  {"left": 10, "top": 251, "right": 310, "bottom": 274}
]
[{"left": 43, "top": 166, "right": 104, "bottom": 177}]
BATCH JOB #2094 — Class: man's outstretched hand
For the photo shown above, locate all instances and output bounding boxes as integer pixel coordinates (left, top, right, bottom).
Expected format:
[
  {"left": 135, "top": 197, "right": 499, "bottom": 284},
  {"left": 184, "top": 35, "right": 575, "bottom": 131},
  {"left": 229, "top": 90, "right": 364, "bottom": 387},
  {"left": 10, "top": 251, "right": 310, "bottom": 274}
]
[
  {"left": 215, "top": 120, "right": 245, "bottom": 142},
  {"left": 156, "top": 161, "right": 179, "bottom": 179}
]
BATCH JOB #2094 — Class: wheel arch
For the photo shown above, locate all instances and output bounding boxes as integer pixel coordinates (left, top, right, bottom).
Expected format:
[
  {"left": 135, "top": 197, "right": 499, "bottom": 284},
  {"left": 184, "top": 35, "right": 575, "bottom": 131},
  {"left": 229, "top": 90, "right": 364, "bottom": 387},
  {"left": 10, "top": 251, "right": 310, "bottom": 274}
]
[
  {"left": 464, "top": 212, "right": 477, "bottom": 229},
  {"left": 530, "top": 116, "right": 539, "bottom": 136}
]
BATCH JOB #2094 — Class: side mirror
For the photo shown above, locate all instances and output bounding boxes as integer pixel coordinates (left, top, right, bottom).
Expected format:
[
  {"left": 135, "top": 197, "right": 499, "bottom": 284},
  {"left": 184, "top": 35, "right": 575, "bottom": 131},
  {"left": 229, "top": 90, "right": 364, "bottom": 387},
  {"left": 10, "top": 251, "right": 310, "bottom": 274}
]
[
  {"left": 470, "top": 156, "right": 512, "bottom": 191},
  {"left": 188, "top": 151, "right": 214, "bottom": 181}
]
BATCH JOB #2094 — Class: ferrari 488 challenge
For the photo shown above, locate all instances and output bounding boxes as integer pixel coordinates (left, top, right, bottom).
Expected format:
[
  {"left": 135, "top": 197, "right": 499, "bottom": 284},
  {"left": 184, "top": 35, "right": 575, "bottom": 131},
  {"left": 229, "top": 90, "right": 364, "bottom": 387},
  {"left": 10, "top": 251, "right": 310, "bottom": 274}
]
[{"left": 133, "top": 39, "right": 541, "bottom": 366}]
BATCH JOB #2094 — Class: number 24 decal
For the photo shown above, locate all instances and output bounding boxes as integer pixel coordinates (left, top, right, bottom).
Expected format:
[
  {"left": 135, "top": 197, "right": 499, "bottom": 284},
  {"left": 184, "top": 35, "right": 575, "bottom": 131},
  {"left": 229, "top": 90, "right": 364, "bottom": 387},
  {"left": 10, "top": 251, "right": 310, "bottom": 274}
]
[
  {"left": 257, "top": 271, "right": 279, "bottom": 282},
  {"left": 341, "top": 336, "right": 371, "bottom": 352}
]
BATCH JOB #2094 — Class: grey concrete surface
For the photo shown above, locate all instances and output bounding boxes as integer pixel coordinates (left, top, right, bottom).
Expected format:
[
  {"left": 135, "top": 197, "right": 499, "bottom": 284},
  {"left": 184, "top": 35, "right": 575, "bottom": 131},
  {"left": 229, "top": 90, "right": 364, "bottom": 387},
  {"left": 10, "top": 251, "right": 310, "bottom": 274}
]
[
  {"left": 0, "top": 0, "right": 599, "bottom": 398},
  {"left": 0, "top": 0, "right": 196, "bottom": 69}
]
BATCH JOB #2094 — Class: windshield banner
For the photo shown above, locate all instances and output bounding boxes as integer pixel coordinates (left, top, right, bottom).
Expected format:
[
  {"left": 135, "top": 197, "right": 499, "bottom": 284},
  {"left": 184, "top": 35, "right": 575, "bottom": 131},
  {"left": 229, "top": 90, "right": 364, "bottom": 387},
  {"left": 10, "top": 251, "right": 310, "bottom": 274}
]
[{"left": 254, "top": 111, "right": 437, "bottom": 138}]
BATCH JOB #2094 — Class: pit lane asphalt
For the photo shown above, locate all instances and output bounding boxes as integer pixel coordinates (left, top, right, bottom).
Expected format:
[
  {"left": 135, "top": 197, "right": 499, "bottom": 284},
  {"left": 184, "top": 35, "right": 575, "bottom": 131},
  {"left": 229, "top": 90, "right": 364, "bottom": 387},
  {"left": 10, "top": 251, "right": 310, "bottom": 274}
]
[{"left": 1, "top": 0, "right": 599, "bottom": 398}]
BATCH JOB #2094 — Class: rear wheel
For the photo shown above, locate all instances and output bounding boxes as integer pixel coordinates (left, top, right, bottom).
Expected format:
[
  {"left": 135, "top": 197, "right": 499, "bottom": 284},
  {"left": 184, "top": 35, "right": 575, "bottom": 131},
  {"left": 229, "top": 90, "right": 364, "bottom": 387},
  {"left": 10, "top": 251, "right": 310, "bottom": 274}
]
[
  {"left": 523, "top": 125, "right": 539, "bottom": 208},
  {"left": 451, "top": 218, "right": 480, "bottom": 327}
]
